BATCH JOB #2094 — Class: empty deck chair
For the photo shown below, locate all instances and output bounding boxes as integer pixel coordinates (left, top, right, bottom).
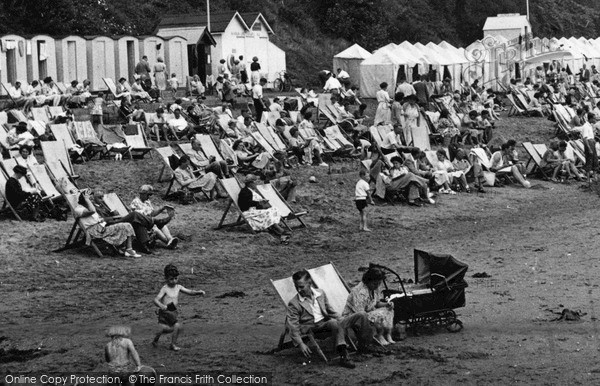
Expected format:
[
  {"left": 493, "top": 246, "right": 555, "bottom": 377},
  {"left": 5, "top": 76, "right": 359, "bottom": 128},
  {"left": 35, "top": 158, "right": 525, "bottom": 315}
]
[
  {"left": 195, "top": 134, "right": 225, "bottom": 162},
  {"left": 271, "top": 263, "right": 355, "bottom": 362},
  {"left": 97, "top": 124, "right": 131, "bottom": 158},
  {"left": 28, "top": 164, "right": 61, "bottom": 201},
  {"left": 522, "top": 142, "right": 549, "bottom": 179},
  {"left": 0, "top": 167, "right": 22, "bottom": 220},
  {"left": 324, "top": 125, "right": 354, "bottom": 149},
  {"left": 155, "top": 146, "right": 178, "bottom": 195},
  {"left": 216, "top": 177, "right": 249, "bottom": 230},
  {"left": 8, "top": 109, "right": 27, "bottom": 123},
  {"left": 46, "top": 160, "right": 78, "bottom": 194},
  {"left": 31, "top": 107, "right": 51, "bottom": 124},
  {"left": 123, "top": 124, "right": 152, "bottom": 158},
  {"left": 48, "top": 106, "right": 65, "bottom": 119},
  {"left": 256, "top": 122, "right": 287, "bottom": 152},
  {"left": 102, "top": 192, "right": 130, "bottom": 217},
  {"left": 72, "top": 121, "right": 107, "bottom": 159},
  {"left": 40, "top": 140, "right": 79, "bottom": 179},
  {"left": 256, "top": 183, "right": 307, "bottom": 229}
]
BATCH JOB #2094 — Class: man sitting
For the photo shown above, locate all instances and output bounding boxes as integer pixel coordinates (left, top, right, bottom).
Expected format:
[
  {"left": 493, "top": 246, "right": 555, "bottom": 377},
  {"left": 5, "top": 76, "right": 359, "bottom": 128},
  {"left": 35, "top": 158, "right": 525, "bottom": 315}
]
[
  {"left": 8, "top": 81, "right": 26, "bottom": 108},
  {"left": 287, "top": 270, "right": 372, "bottom": 369},
  {"left": 168, "top": 109, "right": 192, "bottom": 139},
  {"left": 187, "top": 138, "right": 230, "bottom": 178}
]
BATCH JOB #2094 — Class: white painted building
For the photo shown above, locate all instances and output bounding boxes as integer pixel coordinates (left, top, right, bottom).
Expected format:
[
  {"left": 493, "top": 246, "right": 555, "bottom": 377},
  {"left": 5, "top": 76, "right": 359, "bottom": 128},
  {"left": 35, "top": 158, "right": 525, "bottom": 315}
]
[
  {"left": 483, "top": 14, "right": 532, "bottom": 42},
  {"left": 155, "top": 11, "right": 286, "bottom": 83}
]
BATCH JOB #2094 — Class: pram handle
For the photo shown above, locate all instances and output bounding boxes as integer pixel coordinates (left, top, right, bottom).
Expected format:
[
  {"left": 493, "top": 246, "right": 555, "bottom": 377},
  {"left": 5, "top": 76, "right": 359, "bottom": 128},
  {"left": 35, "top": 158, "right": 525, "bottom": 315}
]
[{"left": 368, "top": 263, "right": 408, "bottom": 298}]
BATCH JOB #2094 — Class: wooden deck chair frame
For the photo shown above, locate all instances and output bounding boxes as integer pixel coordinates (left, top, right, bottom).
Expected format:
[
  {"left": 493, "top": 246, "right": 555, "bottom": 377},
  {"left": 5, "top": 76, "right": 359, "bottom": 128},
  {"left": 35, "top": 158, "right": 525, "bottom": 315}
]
[
  {"left": 102, "top": 192, "right": 130, "bottom": 217},
  {"left": 155, "top": 146, "right": 178, "bottom": 198},
  {"left": 215, "top": 177, "right": 249, "bottom": 230},
  {"left": 102, "top": 78, "right": 120, "bottom": 101},
  {"left": 53, "top": 192, "right": 117, "bottom": 258},
  {"left": 40, "top": 140, "right": 79, "bottom": 179},
  {"left": 72, "top": 121, "right": 108, "bottom": 159},
  {"left": 28, "top": 164, "right": 62, "bottom": 201},
  {"left": 46, "top": 159, "right": 79, "bottom": 194},
  {"left": 506, "top": 94, "right": 525, "bottom": 116},
  {"left": 270, "top": 262, "right": 357, "bottom": 362},
  {"left": 0, "top": 167, "right": 22, "bottom": 220},
  {"left": 250, "top": 131, "right": 277, "bottom": 156},
  {"left": 196, "top": 134, "right": 225, "bottom": 162},
  {"left": 522, "top": 142, "right": 549, "bottom": 179},
  {"left": 567, "top": 140, "right": 586, "bottom": 166},
  {"left": 256, "top": 183, "right": 307, "bottom": 230},
  {"left": 256, "top": 122, "right": 286, "bottom": 152},
  {"left": 31, "top": 107, "right": 51, "bottom": 124}
]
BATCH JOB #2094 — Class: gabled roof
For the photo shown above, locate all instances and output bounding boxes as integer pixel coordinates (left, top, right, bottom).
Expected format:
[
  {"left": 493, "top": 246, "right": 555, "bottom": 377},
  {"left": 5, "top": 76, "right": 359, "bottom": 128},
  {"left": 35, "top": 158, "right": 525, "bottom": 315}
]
[
  {"left": 240, "top": 12, "right": 274, "bottom": 34},
  {"left": 154, "top": 11, "right": 250, "bottom": 34},
  {"left": 334, "top": 43, "right": 371, "bottom": 59},
  {"left": 483, "top": 14, "right": 531, "bottom": 31}
]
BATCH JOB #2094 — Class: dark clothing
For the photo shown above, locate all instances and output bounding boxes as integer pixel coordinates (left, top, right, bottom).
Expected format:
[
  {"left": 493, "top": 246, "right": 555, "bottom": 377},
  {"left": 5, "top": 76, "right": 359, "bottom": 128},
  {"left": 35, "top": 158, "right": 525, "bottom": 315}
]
[
  {"left": 238, "top": 186, "right": 260, "bottom": 212},
  {"left": 134, "top": 61, "right": 151, "bottom": 80},
  {"left": 240, "top": 70, "right": 248, "bottom": 84},
  {"left": 158, "top": 308, "right": 178, "bottom": 327},
  {"left": 250, "top": 62, "right": 261, "bottom": 72},
  {"left": 413, "top": 82, "right": 429, "bottom": 106},
  {"left": 254, "top": 98, "right": 266, "bottom": 123},
  {"left": 95, "top": 202, "right": 161, "bottom": 245},
  {"left": 5, "top": 177, "right": 28, "bottom": 208},
  {"left": 355, "top": 199, "right": 367, "bottom": 211}
]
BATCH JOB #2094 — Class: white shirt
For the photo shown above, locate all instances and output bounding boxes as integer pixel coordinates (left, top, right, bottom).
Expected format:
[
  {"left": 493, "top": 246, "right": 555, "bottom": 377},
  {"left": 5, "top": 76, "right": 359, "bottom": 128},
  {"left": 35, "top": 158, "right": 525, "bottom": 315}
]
[
  {"left": 337, "top": 70, "right": 350, "bottom": 79},
  {"left": 298, "top": 288, "right": 325, "bottom": 323},
  {"left": 324, "top": 77, "right": 342, "bottom": 91},
  {"left": 169, "top": 116, "right": 188, "bottom": 132},
  {"left": 575, "top": 122, "right": 594, "bottom": 140},
  {"left": 252, "top": 84, "right": 263, "bottom": 99},
  {"left": 382, "top": 131, "right": 401, "bottom": 149},
  {"left": 269, "top": 103, "right": 283, "bottom": 113},
  {"left": 396, "top": 82, "right": 416, "bottom": 97},
  {"left": 355, "top": 178, "right": 370, "bottom": 200},
  {"left": 9, "top": 86, "right": 23, "bottom": 99}
]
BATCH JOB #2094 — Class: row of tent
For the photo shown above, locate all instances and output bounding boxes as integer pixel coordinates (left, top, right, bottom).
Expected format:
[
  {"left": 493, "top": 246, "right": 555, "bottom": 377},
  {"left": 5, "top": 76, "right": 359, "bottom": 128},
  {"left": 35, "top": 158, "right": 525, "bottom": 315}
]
[{"left": 335, "top": 36, "right": 600, "bottom": 98}]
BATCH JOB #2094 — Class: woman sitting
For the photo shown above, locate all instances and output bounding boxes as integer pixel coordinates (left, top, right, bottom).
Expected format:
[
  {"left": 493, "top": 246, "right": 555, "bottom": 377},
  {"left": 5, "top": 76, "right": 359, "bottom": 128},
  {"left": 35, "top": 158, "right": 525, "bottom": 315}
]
[
  {"left": 554, "top": 140, "right": 585, "bottom": 181},
  {"left": 490, "top": 143, "right": 531, "bottom": 188},
  {"left": 190, "top": 75, "right": 206, "bottom": 97},
  {"left": 130, "top": 185, "right": 178, "bottom": 250},
  {"left": 4, "top": 165, "right": 43, "bottom": 221},
  {"left": 173, "top": 155, "right": 219, "bottom": 200},
  {"left": 116, "top": 78, "right": 132, "bottom": 104},
  {"left": 343, "top": 267, "right": 395, "bottom": 346},
  {"left": 73, "top": 190, "right": 141, "bottom": 257},
  {"left": 433, "top": 150, "right": 467, "bottom": 193},
  {"left": 375, "top": 156, "right": 435, "bottom": 207},
  {"left": 455, "top": 149, "right": 486, "bottom": 193},
  {"left": 238, "top": 174, "right": 290, "bottom": 243},
  {"left": 233, "top": 140, "right": 270, "bottom": 170},
  {"left": 437, "top": 109, "right": 460, "bottom": 147},
  {"left": 540, "top": 141, "right": 562, "bottom": 180},
  {"left": 288, "top": 128, "right": 326, "bottom": 166},
  {"left": 130, "top": 77, "right": 151, "bottom": 102},
  {"left": 7, "top": 122, "right": 35, "bottom": 149}
]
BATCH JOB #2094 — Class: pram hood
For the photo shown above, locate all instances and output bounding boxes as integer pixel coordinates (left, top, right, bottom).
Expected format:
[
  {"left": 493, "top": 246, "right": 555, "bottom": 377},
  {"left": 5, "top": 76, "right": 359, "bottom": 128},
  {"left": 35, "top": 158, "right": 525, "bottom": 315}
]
[{"left": 414, "top": 249, "right": 468, "bottom": 290}]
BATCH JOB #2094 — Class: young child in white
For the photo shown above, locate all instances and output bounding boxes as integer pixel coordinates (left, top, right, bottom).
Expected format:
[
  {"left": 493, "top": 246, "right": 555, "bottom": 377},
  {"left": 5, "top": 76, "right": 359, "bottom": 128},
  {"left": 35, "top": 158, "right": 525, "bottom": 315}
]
[
  {"left": 355, "top": 169, "right": 374, "bottom": 232},
  {"left": 153, "top": 263, "right": 205, "bottom": 351},
  {"left": 91, "top": 92, "right": 105, "bottom": 126},
  {"left": 168, "top": 74, "right": 179, "bottom": 97}
]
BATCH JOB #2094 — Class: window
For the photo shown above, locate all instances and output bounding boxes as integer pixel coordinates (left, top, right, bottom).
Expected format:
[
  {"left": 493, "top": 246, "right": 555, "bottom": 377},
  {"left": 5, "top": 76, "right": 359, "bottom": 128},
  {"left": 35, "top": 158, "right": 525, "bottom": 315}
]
[{"left": 252, "top": 21, "right": 262, "bottom": 31}]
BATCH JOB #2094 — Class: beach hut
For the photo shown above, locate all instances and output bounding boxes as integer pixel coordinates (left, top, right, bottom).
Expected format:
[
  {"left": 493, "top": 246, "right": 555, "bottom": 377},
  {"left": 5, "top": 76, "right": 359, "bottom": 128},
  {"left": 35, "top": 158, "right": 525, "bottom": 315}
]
[
  {"left": 359, "top": 46, "right": 420, "bottom": 98},
  {"left": 55, "top": 35, "right": 88, "bottom": 84},
  {"left": 114, "top": 36, "right": 140, "bottom": 84},
  {"left": 86, "top": 36, "right": 116, "bottom": 91},
  {"left": 139, "top": 36, "right": 165, "bottom": 73},
  {"left": 162, "top": 36, "right": 188, "bottom": 84},
  {"left": 27, "top": 35, "right": 57, "bottom": 83},
  {"left": 0, "top": 34, "right": 28, "bottom": 92},
  {"left": 332, "top": 44, "right": 371, "bottom": 86}
]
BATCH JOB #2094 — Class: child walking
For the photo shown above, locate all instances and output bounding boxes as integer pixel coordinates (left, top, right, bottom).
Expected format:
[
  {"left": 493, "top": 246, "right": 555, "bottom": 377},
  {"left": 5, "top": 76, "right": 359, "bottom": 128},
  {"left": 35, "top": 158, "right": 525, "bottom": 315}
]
[
  {"left": 355, "top": 169, "right": 374, "bottom": 232},
  {"left": 168, "top": 73, "right": 179, "bottom": 97},
  {"left": 91, "top": 92, "right": 105, "bottom": 128},
  {"left": 153, "top": 263, "right": 205, "bottom": 351}
]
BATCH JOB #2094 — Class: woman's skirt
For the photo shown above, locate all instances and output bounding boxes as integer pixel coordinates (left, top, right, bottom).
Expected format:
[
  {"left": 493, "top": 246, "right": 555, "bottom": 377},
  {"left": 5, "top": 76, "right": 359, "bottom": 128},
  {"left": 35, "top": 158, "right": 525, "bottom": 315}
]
[
  {"left": 243, "top": 207, "right": 281, "bottom": 231},
  {"left": 86, "top": 223, "right": 134, "bottom": 246},
  {"left": 155, "top": 72, "right": 167, "bottom": 91},
  {"left": 188, "top": 172, "right": 217, "bottom": 192},
  {"left": 368, "top": 307, "right": 394, "bottom": 330},
  {"left": 374, "top": 103, "right": 391, "bottom": 126}
]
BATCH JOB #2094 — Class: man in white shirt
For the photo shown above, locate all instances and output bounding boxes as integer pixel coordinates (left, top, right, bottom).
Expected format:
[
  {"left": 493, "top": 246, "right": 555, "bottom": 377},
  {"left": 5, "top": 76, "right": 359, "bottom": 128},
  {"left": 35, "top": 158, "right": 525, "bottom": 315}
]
[
  {"left": 286, "top": 270, "right": 371, "bottom": 368},
  {"left": 574, "top": 113, "right": 599, "bottom": 177},
  {"left": 168, "top": 109, "right": 191, "bottom": 139},
  {"left": 252, "top": 78, "right": 267, "bottom": 122},
  {"left": 323, "top": 73, "right": 342, "bottom": 94},
  {"left": 395, "top": 78, "right": 416, "bottom": 97},
  {"left": 381, "top": 126, "right": 410, "bottom": 154},
  {"left": 8, "top": 81, "right": 25, "bottom": 107},
  {"left": 269, "top": 97, "right": 283, "bottom": 113},
  {"left": 337, "top": 68, "right": 350, "bottom": 81}
]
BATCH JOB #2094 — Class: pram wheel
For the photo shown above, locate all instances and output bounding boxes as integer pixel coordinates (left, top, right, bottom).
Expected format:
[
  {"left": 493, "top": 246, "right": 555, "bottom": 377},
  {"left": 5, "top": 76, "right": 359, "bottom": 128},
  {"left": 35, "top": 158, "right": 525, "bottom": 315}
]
[{"left": 446, "top": 319, "right": 463, "bottom": 333}]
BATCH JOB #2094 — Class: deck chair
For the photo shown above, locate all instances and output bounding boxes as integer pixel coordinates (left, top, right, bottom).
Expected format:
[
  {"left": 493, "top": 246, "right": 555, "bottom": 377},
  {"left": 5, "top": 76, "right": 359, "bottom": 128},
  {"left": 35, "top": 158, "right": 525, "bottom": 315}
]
[
  {"left": 49, "top": 124, "right": 85, "bottom": 163},
  {"left": 299, "top": 126, "right": 339, "bottom": 153},
  {"left": 256, "top": 183, "right": 307, "bottom": 230},
  {"left": 72, "top": 121, "right": 107, "bottom": 159},
  {"left": 28, "top": 164, "right": 61, "bottom": 201},
  {"left": 48, "top": 106, "right": 65, "bottom": 119},
  {"left": 40, "top": 140, "right": 79, "bottom": 179},
  {"left": 102, "top": 78, "right": 123, "bottom": 101},
  {"left": 155, "top": 146, "right": 177, "bottom": 196},
  {"left": 470, "top": 147, "right": 512, "bottom": 185},
  {"left": 567, "top": 140, "right": 586, "bottom": 165},
  {"left": 324, "top": 125, "right": 354, "bottom": 149},
  {"left": 256, "top": 122, "right": 286, "bottom": 152},
  {"left": 54, "top": 192, "right": 118, "bottom": 258},
  {"left": 98, "top": 124, "right": 131, "bottom": 158},
  {"left": 219, "top": 140, "right": 239, "bottom": 169},
  {"left": 46, "top": 160, "right": 78, "bottom": 194},
  {"left": 123, "top": 124, "right": 151, "bottom": 158},
  {"left": 506, "top": 94, "right": 525, "bottom": 116},
  {"left": 28, "top": 120, "right": 47, "bottom": 137},
  {"left": 0, "top": 125, "right": 19, "bottom": 157},
  {"left": 31, "top": 107, "right": 51, "bottom": 124},
  {"left": 271, "top": 262, "right": 356, "bottom": 362},
  {"left": 216, "top": 177, "right": 250, "bottom": 230},
  {"left": 522, "top": 142, "right": 548, "bottom": 179},
  {"left": 8, "top": 109, "right": 27, "bottom": 123},
  {"left": 250, "top": 131, "right": 277, "bottom": 156},
  {"left": 102, "top": 192, "right": 130, "bottom": 217},
  {"left": 0, "top": 167, "right": 22, "bottom": 220},
  {"left": 195, "top": 134, "right": 225, "bottom": 162}
]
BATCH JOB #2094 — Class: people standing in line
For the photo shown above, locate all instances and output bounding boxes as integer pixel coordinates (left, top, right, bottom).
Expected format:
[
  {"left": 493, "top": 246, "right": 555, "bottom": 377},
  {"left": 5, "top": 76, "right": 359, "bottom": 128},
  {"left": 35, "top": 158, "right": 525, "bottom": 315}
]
[
  {"left": 253, "top": 78, "right": 268, "bottom": 123},
  {"left": 250, "top": 57, "right": 261, "bottom": 85}
]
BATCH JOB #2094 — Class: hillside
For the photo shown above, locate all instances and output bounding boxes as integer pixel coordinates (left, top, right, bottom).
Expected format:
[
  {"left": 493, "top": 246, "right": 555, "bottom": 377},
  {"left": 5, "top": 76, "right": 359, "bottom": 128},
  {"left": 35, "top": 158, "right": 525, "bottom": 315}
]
[{"left": 1, "top": 0, "right": 600, "bottom": 85}]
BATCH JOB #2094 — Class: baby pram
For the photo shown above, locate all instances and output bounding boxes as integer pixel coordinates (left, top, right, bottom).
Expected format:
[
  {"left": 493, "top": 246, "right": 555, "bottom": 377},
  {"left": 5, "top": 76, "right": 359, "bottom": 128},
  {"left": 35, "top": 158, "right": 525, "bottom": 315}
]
[{"left": 374, "top": 249, "right": 468, "bottom": 333}]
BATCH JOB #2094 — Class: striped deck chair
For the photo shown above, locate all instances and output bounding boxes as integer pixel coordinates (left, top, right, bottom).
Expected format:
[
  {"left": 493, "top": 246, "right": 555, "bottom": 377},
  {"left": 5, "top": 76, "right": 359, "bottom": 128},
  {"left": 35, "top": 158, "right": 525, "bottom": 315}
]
[
  {"left": 72, "top": 121, "right": 107, "bottom": 159},
  {"left": 123, "top": 123, "right": 152, "bottom": 158},
  {"left": 522, "top": 142, "right": 549, "bottom": 179}
]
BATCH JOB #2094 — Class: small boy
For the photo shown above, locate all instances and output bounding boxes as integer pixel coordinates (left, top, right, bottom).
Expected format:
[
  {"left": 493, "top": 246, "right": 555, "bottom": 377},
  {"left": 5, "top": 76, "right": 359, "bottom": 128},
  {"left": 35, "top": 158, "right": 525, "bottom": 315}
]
[
  {"left": 355, "top": 170, "right": 374, "bottom": 232},
  {"left": 91, "top": 92, "right": 105, "bottom": 126},
  {"left": 105, "top": 326, "right": 141, "bottom": 374},
  {"left": 153, "top": 263, "right": 205, "bottom": 351},
  {"left": 168, "top": 73, "right": 179, "bottom": 97}
]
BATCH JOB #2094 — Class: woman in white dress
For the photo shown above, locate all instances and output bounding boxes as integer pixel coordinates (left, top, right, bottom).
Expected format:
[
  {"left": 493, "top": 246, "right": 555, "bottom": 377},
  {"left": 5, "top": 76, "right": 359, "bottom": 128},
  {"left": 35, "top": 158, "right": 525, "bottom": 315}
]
[
  {"left": 153, "top": 57, "right": 167, "bottom": 96},
  {"left": 374, "top": 82, "right": 392, "bottom": 126}
]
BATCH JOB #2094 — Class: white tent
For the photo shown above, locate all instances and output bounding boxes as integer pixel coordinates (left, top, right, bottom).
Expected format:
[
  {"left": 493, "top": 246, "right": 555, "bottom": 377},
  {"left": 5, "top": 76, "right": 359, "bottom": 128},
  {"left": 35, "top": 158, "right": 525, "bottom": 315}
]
[
  {"left": 359, "top": 49, "right": 416, "bottom": 98},
  {"left": 332, "top": 43, "right": 372, "bottom": 86}
]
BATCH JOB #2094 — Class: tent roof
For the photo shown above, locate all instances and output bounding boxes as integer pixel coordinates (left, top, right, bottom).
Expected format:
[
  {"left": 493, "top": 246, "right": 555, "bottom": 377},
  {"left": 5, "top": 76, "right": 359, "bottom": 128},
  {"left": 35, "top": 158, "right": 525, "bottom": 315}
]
[
  {"left": 361, "top": 49, "right": 405, "bottom": 65},
  {"left": 483, "top": 14, "right": 530, "bottom": 31},
  {"left": 334, "top": 43, "right": 372, "bottom": 59},
  {"left": 426, "top": 42, "right": 467, "bottom": 64}
]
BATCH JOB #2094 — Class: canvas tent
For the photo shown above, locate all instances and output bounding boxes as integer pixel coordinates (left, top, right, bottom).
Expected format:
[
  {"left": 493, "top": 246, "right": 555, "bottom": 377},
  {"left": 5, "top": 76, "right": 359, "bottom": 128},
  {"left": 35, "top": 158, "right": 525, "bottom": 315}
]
[{"left": 332, "top": 44, "right": 371, "bottom": 86}]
